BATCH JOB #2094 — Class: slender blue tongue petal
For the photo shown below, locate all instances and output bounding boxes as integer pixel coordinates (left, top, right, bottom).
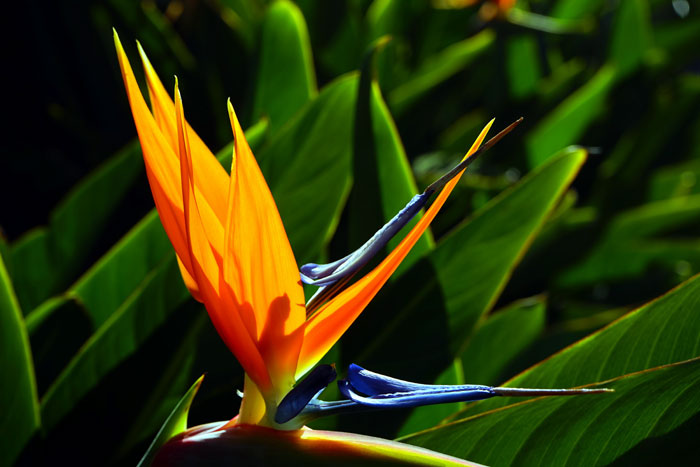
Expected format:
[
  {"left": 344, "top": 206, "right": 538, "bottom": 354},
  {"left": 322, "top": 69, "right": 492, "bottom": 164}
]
[
  {"left": 338, "top": 363, "right": 612, "bottom": 410},
  {"left": 275, "top": 365, "right": 337, "bottom": 424},
  {"left": 341, "top": 364, "right": 496, "bottom": 408},
  {"left": 300, "top": 192, "right": 430, "bottom": 287}
]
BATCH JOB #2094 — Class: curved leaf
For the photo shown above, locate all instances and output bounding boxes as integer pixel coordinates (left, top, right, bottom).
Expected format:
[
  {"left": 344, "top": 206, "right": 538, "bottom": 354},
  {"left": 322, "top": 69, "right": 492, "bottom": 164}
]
[
  {"left": 253, "top": 0, "right": 317, "bottom": 133},
  {"left": 397, "top": 297, "right": 546, "bottom": 437},
  {"left": 349, "top": 40, "right": 432, "bottom": 276},
  {"left": 402, "top": 358, "right": 700, "bottom": 466},
  {"left": 526, "top": 67, "right": 615, "bottom": 167},
  {"left": 349, "top": 148, "right": 586, "bottom": 391},
  {"left": 40, "top": 256, "right": 189, "bottom": 431},
  {"left": 137, "top": 374, "right": 205, "bottom": 467},
  {"left": 453, "top": 272, "right": 700, "bottom": 420},
  {"left": 388, "top": 30, "right": 495, "bottom": 116},
  {"left": 257, "top": 74, "right": 359, "bottom": 262},
  {"left": 0, "top": 255, "right": 40, "bottom": 465},
  {"left": 10, "top": 141, "right": 143, "bottom": 311}
]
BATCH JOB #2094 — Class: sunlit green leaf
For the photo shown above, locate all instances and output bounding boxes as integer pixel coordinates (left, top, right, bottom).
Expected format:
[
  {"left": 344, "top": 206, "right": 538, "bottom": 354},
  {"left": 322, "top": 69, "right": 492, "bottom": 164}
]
[
  {"left": 401, "top": 358, "right": 700, "bottom": 466},
  {"left": 452, "top": 272, "right": 700, "bottom": 420},
  {"left": 257, "top": 74, "right": 359, "bottom": 262},
  {"left": 526, "top": 66, "right": 615, "bottom": 167},
  {"left": 253, "top": 0, "right": 317, "bottom": 134},
  {"left": 137, "top": 374, "right": 205, "bottom": 467}
]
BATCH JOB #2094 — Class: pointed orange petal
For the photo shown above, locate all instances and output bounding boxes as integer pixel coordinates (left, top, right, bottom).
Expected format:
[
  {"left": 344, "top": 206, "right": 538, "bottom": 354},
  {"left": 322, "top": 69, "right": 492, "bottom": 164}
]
[
  {"left": 138, "top": 42, "right": 230, "bottom": 228},
  {"left": 175, "top": 85, "right": 271, "bottom": 390},
  {"left": 114, "top": 31, "right": 193, "bottom": 277},
  {"left": 297, "top": 120, "right": 495, "bottom": 376},
  {"left": 223, "top": 101, "right": 306, "bottom": 391}
]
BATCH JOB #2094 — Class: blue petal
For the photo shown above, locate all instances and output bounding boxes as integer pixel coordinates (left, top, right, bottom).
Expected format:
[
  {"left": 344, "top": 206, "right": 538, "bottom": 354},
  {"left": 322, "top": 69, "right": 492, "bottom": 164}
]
[
  {"left": 346, "top": 364, "right": 492, "bottom": 396},
  {"left": 300, "top": 193, "right": 430, "bottom": 287},
  {"left": 275, "top": 365, "right": 337, "bottom": 424},
  {"left": 338, "top": 379, "right": 495, "bottom": 409}
]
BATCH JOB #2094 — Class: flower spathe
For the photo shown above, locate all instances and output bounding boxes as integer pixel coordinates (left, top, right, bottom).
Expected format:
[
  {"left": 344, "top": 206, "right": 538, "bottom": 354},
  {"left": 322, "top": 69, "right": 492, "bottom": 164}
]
[{"left": 114, "top": 30, "right": 494, "bottom": 427}]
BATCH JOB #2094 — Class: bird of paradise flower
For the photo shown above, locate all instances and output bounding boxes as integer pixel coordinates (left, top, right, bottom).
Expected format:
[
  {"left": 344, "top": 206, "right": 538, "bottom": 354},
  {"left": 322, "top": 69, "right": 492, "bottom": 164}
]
[{"left": 114, "top": 31, "right": 609, "bottom": 466}]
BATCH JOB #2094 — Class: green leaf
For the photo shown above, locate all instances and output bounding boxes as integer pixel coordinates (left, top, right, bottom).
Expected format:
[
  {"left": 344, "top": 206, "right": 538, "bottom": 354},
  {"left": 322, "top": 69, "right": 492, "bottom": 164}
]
[
  {"left": 216, "top": 0, "right": 266, "bottom": 50},
  {"left": 68, "top": 212, "right": 173, "bottom": 327},
  {"left": 648, "top": 159, "right": 700, "bottom": 201},
  {"left": 25, "top": 296, "right": 92, "bottom": 395},
  {"left": 597, "top": 74, "right": 700, "bottom": 190},
  {"left": 550, "top": 0, "right": 604, "bottom": 20},
  {"left": 557, "top": 195, "right": 700, "bottom": 287},
  {"left": 453, "top": 272, "right": 700, "bottom": 420},
  {"left": 40, "top": 255, "right": 189, "bottom": 431},
  {"left": 458, "top": 297, "right": 546, "bottom": 386},
  {"left": 397, "top": 297, "right": 546, "bottom": 437},
  {"left": 608, "top": 0, "right": 652, "bottom": 79},
  {"left": 352, "top": 148, "right": 586, "bottom": 383},
  {"left": 0, "top": 255, "right": 40, "bottom": 466},
  {"left": 9, "top": 142, "right": 143, "bottom": 311},
  {"left": 253, "top": 0, "right": 317, "bottom": 134},
  {"left": 257, "top": 74, "right": 359, "bottom": 262},
  {"left": 137, "top": 374, "right": 205, "bottom": 467},
  {"left": 388, "top": 30, "right": 495, "bottom": 116},
  {"left": 348, "top": 40, "right": 432, "bottom": 275},
  {"left": 401, "top": 357, "right": 700, "bottom": 466},
  {"left": 433, "top": 148, "right": 586, "bottom": 354},
  {"left": 505, "top": 34, "right": 542, "bottom": 100},
  {"left": 526, "top": 66, "right": 615, "bottom": 167}
]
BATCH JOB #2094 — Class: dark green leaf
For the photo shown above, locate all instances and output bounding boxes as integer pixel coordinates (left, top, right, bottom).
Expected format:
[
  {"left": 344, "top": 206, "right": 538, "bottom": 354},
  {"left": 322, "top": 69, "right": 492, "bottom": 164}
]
[
  {"left": 9, "top": 142, "right": 143, "bottom": 312},
  {"left": 557, "top": 195, "right": 700, "bottom": 287},
  {"left": 550, "top": 0, "right": 604, "bottom": 20},
  {"left": 433, "top": 148, "right": 586, "bottom": 353},
  {"left": 397, "top": 297, "right": 546, "bottom": 437},
  {"left": 648, "top": 159, "right": 700, "bottom": 201},
  {"left": 388, "top": 30, "right": 495, "bottom": 116},
  {"left": 0, "top": 254, "right": 40, "bottom": 465},
  {"left": 505, "top": 34, "right": 541, "bottom": 100},
  {"left": 40, "top": 255, "right": 189, "bottom": 431},
  {"left": 349, "top": 41, "right": 432, "bottom": 275}
]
